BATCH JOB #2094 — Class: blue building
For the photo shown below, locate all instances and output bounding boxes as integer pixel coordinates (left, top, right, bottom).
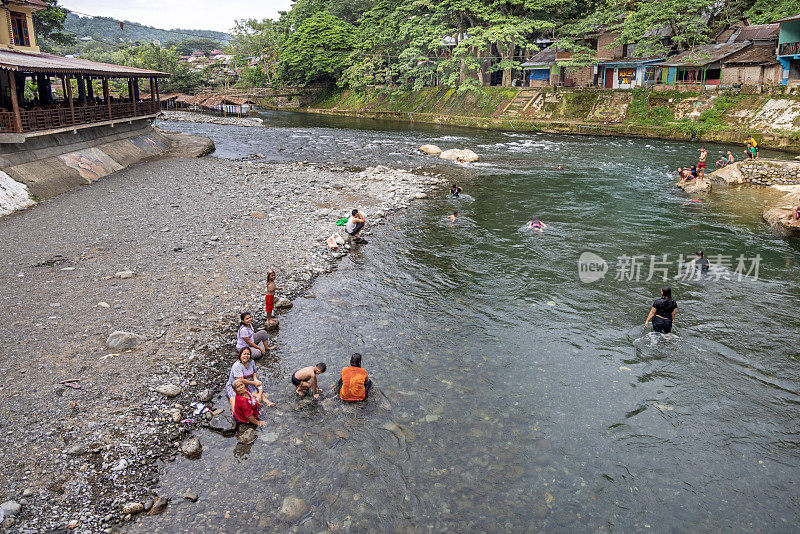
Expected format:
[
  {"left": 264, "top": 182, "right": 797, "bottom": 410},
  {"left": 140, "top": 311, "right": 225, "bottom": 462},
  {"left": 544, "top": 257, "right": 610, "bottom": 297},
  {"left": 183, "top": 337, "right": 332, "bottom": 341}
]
[{"left": 775, "top": 12, "right": 800, "bottom": 85}]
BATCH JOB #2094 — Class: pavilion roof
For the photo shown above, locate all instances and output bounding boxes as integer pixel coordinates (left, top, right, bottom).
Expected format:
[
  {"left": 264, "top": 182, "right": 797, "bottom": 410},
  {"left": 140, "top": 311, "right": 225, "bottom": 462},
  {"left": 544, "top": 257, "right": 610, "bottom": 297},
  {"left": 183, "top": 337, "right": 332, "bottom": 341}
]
[{"left": 0, "top": 49, "right": 170, "bottom": 77}]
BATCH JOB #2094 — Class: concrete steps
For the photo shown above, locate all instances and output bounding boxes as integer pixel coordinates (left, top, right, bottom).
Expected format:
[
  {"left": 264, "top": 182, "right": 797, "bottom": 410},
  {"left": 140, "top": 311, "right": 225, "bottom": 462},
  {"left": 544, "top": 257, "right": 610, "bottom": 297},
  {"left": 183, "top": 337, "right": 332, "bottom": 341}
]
[{"left": 501, "top": 89, "right": 538, "bottom": 117}]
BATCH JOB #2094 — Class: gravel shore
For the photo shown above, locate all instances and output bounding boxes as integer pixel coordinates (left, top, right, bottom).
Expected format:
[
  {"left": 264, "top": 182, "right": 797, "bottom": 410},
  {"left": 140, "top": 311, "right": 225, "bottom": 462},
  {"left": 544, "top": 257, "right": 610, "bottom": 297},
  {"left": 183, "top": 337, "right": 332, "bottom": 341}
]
[
  {"left": 0, "top": 153, "right": 444, "bottom": 532},
  {"left": 159, "top": 110, "right": 264, "bottom": 127}
]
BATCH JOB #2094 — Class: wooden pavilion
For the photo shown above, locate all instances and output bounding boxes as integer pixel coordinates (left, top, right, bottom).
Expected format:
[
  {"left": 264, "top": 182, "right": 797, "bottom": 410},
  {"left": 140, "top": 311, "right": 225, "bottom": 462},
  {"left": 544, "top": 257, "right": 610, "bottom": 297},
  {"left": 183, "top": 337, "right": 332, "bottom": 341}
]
[{"left": 0, "top": 50, "right": 169, "bottom": 142}]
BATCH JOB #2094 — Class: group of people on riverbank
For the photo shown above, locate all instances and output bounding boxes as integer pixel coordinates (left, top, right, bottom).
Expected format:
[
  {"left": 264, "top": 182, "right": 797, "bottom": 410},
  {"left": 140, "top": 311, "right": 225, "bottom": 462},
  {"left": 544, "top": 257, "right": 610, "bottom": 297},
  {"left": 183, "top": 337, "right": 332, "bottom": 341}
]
[
  {"left": 677, "top": 136, "right": 760, "bottom": 184},
  {"left": 225, "top": 262, "right": 373, "bottom": 426}
]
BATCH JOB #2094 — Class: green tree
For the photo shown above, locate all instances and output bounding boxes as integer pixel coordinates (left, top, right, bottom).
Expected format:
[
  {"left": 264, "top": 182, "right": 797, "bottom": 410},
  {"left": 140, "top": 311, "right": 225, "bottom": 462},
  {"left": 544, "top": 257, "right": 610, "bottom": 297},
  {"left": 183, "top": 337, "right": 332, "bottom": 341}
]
[
  {"left": 34, "top": 0, "right": 75, "bottom": 51},
  {"left": 228, "top": 18, "right": 286, "bottom": 86},
  {"left": 278, "top": 11, "right": 356, "bottom": 85},
  {"left": 174, "top": 38, "right": 222, "bottom": 56},
  {"left": 746, "top": 0, "right": 800, "bottom": 24}
]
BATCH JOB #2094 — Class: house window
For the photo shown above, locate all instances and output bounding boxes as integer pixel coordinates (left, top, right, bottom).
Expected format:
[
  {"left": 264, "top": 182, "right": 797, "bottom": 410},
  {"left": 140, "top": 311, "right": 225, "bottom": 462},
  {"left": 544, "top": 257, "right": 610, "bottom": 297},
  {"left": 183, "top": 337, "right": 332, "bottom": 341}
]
[
  {"left": 10, "top": 12, "right": 30, "bottom": 47},
  {"left": 618, "top": 68, "right": 637, "bottom": 85}
]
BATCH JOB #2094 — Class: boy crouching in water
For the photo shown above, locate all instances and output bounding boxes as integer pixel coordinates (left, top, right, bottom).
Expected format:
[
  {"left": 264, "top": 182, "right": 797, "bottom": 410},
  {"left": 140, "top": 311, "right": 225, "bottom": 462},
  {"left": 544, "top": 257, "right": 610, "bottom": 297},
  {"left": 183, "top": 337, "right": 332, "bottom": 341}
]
[{"left": 291, "top": 363, "right": 326, "bottom": 399}]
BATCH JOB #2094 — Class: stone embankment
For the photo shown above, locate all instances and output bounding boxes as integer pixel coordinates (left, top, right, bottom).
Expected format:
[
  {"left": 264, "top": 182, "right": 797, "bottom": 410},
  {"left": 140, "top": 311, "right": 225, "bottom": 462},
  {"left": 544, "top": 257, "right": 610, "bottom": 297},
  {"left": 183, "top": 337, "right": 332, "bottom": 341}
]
[
  {"left": 677, "top": 159, "right": 800, "bottom": 235},
  {"left": 0, "top": 153, "right": 445, "bottom": 532},
  {"left": 159, "top": 110, "right": 264, "bottom": 127}
]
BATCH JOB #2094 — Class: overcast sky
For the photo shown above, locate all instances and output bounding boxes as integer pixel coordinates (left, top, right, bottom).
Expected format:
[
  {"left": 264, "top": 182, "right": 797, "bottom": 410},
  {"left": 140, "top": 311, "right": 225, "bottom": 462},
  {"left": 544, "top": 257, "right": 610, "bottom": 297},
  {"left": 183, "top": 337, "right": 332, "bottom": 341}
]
[{"left": 60, "top": 0, "right": 294, "bottom": 33}]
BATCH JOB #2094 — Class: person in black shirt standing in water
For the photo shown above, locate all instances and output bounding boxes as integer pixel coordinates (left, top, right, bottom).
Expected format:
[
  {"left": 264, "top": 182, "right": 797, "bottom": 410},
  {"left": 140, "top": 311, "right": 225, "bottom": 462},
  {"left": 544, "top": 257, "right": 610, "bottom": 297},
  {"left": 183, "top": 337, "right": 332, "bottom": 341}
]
[{"left": 645, "top": 286, "right": 678, "bottom": 334}]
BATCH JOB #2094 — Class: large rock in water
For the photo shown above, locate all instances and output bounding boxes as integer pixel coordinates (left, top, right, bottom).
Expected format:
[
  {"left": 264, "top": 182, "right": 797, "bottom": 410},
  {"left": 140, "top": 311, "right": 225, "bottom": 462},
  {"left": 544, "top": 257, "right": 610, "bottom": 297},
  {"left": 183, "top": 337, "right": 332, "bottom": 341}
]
[
  {"left": 419, "top": 144, "right": 442, "bottom": 155},
  {"left": 278, "top": 496, "right": 308, "bottom": 522},
  {"left": 179, "top": 437, "right": 202, "bottom": 458},
  {"left": 440, "top": 148, "right": 479, "bottom": 162},
  {"left": 710, "top": 163, "right": 745, "bottom": 184},
  {"left": 678, "top": 179, "right": 710, "bottom": 193},
  {"left": 106, "top": 330, "right": 145, "bottom": 350},
  {"left": 763, "top": 193, "right": 800, "bottom": 236}
]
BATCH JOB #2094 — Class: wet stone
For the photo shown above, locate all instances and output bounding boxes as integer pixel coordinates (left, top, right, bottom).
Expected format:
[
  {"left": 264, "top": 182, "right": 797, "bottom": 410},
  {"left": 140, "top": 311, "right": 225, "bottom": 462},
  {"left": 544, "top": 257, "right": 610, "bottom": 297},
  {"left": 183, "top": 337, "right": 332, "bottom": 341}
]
[{"left": 278, "top": 496, "right": 308, "bottom": 522}]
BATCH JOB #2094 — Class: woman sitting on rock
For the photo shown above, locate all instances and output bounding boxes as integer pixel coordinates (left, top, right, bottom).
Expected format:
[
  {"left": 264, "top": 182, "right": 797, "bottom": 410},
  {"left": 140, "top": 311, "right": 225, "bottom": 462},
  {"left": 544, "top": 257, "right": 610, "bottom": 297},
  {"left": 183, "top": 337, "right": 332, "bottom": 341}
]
[
  {"left": 232, "top": 379, "right": 265, "bottom": 426},
  {"left": 236, "top": 312, "right": 271, "bottom": 360},
  {"left": 790, "top": 199, "right": 800, "bottom": 225},
  {"left": 225, "top": 347, "right": 275, "bottom": 411}
]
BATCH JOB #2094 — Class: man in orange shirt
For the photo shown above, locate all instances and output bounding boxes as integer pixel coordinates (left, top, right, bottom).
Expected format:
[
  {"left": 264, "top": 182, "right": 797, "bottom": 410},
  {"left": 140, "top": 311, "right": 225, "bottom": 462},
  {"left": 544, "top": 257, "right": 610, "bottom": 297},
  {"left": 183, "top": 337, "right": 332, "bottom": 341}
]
[{"left": 335, "top": 353, "right": 372, "bottom": 401}]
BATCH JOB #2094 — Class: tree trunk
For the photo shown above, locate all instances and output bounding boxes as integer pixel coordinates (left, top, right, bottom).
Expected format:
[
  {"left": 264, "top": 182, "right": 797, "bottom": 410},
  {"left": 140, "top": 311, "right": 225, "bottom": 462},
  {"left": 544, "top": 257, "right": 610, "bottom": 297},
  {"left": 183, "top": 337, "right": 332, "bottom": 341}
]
[{"left": 502, "top": 40, "right": 514, "bottom": 87}]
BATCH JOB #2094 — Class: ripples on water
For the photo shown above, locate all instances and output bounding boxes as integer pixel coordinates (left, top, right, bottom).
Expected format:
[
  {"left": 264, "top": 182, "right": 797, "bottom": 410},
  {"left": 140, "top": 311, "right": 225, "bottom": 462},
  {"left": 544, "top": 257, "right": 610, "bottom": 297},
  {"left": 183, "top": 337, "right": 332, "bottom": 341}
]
[{"left": 141, "top": 113, "right": 800, "bottom": 532}]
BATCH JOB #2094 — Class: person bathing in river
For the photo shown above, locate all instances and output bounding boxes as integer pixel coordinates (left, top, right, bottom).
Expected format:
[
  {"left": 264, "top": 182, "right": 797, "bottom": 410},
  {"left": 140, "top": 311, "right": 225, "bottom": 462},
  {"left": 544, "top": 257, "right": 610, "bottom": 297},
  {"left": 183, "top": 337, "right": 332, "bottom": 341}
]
[
  {"left": 345, "top": 209, "right": 367, "bottom": 244},
  {"left": 790, "top": 199, "right": 800, "bottom": 225},
  {"left": 291, "top": 363, "right": 326, "bottom": 399},
  {"left": 265, "top": 268, "right": 282, "bottom": 326},
  {"left": 450, "top": 183, "right": 462, "bottom": 198},
  {"left": 528, "top": 216, "right": 547, "bottom": 231},
  {"left": 448, "top": 211, "right": 458, "bottom": 223},
  {"left": 225, "top": 347, "right": 275, "bottom": 412},
  {"left": 689, "top": 250, "right": 710, "bottom": 276},
  {"left": 645, "top": 286, "right": 678, "bottom": 334},
  {"left": 698, "top": 148, "right": 707, "bottom": 180},
  {"left": 236, "top": 312, "right": 272, "bottom": 360},
  {"left": 716, "top": 151, "right": 733, "bottom": 169},
  {"left": 232, "top": 379, "right": 266, "bottom": 426},
  {"left": 335, "top": 353, "right": 372, "bottom": 402}
]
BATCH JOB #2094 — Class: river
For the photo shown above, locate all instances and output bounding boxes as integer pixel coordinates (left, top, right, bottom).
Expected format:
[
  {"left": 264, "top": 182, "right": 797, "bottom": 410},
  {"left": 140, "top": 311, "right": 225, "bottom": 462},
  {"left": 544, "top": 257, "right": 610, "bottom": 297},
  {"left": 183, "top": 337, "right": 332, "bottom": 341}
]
[{"left": 140, "top": 112, "right": 800, "bottom": 532}]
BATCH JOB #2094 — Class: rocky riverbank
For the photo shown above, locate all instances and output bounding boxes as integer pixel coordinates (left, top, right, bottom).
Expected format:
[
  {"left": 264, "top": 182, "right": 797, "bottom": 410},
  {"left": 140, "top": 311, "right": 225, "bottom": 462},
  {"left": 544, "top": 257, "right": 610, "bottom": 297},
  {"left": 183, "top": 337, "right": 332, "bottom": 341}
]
[
  {"left": 0, "top": 154, "right": 445, "bottom": 532},
  {"left": 159, "top": 111, "right": 264, "bottom": 127},
  {"left": 676, "top": 159, "right": 800, "bottom": 236}
]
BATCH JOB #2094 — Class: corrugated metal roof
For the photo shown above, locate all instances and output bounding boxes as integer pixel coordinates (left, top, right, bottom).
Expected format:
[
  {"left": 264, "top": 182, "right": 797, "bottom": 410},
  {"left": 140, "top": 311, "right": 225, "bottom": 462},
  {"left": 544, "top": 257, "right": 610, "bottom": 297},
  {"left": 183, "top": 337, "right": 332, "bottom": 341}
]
[
  {"left": 722, "top": 46, "right": 779, "bottom": 65},
  {"left": 0, "top": 49, "right": 170, "bottom": 77},
  {"left": 520, "top": 47, "right": 557, "bottom": 68},
  {"left": 732, "top": 24, "right": 779, "bottom": 42},
  {"left": 11, "top": 0, "right": 49, "bottom": 9},
  {"left": 662, "top": 42, "right": 750, "bottom": 67},
  {"left": 774, "top": 12, "right": 800, "bottom": 24}
]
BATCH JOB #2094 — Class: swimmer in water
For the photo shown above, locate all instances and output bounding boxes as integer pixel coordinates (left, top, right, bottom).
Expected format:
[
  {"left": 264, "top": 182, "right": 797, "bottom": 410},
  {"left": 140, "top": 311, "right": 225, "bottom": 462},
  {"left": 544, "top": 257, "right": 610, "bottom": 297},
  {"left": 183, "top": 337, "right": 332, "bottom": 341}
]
[
  {"left": 528, "top": 216, "right": 547, "bottom": 231},
  {"left": 450, "top": 183, "right": 462, "bottom": 198},
  {"left": 557, "top": 165, "right": 563, "bottom": 170},
  {"left": 448, "top": 210, "right": 458, "bottom": 223}
]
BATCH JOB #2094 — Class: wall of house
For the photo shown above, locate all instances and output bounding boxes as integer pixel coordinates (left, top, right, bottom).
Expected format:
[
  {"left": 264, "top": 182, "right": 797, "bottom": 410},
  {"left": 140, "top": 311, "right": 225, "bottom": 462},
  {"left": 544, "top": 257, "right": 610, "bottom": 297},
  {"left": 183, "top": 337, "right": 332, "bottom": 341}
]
[
  {"left": 721, "top": 65, "right": 764, "bottom": 84},
  {"left": 779, "top": 21, "right": 800, "bottom": 47},
  {"left": 0, "top": 6, "right": 40, "bottom": 52},
  {"left": 596, "top": 33, "right": 624, "bottom": 60}
]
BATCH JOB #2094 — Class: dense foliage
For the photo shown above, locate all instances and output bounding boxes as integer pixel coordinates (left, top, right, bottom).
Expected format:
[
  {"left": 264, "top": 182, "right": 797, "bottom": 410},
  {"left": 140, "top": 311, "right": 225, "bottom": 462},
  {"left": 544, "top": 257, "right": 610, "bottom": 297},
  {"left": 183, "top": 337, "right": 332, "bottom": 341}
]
[{"left": 226, "top": 0, "right": 796, "bottom": 90}]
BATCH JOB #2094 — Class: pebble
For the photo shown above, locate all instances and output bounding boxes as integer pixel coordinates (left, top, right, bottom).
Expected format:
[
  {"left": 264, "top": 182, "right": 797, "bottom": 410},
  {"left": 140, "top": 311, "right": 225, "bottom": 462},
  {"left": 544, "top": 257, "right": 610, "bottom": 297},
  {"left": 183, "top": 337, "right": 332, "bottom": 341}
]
[
  {"left": 278, "top": 496, "right": 308, "bottom": 522},
  {"left": 198, "top": 389, "right": 214, "bottom": 403},
  {"left": 1, "top": 501, "right": 21, "bottom": 517},
  {"left": 182, "top": 492, "right": 199, "bottom": 502},
  {"left": 238, "top": 427, "right": 256, "bottom": 445},
  {"left": 155, "top": 384, "right": 181, "bottom": 398},
  {"left": 106, "top": 330, "right": 145, "bottom": 350},
  {"left": 97, "top": 301, "right": 111, "bottom": 308},
  {"left": 147, "top": 496, "right": 168, "bottom": 516},
  {"left": 114, "top": 270, "right": 135, "bottom": 279},
  {"left": 122, "top": 502, "right": 143, "bottom": 515},
  {"left": 179, "top": 437, "right": 202, "bottom": 458}
]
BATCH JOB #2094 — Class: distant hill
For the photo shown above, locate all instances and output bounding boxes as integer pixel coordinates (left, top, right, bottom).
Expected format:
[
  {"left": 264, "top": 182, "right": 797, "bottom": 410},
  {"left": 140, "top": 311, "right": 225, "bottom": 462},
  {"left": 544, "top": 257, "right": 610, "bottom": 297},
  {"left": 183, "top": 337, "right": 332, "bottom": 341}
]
[{"left": 63, "top": 13, "right": 230, "bottom": 46}]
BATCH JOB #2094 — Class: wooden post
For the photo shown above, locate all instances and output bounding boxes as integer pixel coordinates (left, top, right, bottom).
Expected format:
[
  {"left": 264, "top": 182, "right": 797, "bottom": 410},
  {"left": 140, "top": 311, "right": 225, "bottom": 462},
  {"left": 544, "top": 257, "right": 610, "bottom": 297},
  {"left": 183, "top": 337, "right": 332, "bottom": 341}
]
[
  {"left": 61, "top": 75, "right": 66, "bottom": 98},
  {"left": 129, "top": 78, "right": 136, "bottom": 115},
  {"left": 103, "top": 77, "right": 111, "bottom": 120},
  {"left": 8, "top": 70, "right": 23, "bottom": 133},
  {"left": 149, "top": 77, "right": 155, "bottom": 113},
  {"left": 154, "top": 78, "right": 159, "bottom": 101},
  {"left": 66, "top": 74, "right": 75, "bottom": 126},
  {"left": 86, "top": 76, "right": 94, "bottom": 101},
  {"left": 77, "top": 74, "right": 86, "bottom": 103}
]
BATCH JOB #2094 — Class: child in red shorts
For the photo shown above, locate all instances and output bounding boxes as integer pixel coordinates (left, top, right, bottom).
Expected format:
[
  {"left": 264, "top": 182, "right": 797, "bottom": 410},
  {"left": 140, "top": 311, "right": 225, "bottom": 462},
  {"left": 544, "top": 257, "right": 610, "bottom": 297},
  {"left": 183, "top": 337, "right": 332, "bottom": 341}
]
[{"left": 265, "top": 268, "right": 282, "bottom": 325}]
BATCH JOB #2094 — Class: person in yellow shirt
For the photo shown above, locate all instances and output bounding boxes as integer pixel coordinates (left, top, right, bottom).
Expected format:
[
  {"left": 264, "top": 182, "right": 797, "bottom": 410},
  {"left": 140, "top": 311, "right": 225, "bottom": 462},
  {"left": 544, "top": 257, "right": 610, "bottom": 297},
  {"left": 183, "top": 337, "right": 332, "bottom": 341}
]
[{"left": 746, "top": 136, "right": 758, "bottom": 159}]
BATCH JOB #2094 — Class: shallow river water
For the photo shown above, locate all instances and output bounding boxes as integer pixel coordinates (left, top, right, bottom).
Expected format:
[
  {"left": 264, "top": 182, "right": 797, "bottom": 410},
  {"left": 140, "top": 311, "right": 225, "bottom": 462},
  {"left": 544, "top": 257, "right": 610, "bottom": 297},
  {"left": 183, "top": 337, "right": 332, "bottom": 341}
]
[{"left": 141, "top": 113, "right": 800, "bottom": 532}]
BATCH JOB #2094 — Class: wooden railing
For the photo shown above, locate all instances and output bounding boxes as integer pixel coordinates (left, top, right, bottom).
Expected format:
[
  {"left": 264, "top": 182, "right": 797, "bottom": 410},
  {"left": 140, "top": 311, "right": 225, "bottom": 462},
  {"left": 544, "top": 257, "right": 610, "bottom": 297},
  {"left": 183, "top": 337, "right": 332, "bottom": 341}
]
[
  {"left": 0, "top": 100, "right": 160, "bottom": 134},
  {"left": 779, "top": 41, "right": 800, "bottom": 56}
]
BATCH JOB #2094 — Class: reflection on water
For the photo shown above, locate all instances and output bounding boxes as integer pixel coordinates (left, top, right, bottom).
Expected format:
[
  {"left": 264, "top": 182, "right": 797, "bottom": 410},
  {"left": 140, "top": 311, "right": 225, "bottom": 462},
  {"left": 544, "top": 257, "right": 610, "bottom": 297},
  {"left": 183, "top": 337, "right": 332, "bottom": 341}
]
[{"left": 140, "top": 112, "right": 800, "bottom": 532}]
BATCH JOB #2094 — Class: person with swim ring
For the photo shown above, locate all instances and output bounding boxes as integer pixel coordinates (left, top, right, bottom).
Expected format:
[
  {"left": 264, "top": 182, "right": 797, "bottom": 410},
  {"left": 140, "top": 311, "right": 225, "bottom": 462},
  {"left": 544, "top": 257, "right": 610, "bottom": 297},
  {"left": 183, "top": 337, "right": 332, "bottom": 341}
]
[
  {"left": 528, "top": 216, "right": 547, "bottom": 231},
  {"left": 645, "top": 286, "right": 678, "bottom": 334}
]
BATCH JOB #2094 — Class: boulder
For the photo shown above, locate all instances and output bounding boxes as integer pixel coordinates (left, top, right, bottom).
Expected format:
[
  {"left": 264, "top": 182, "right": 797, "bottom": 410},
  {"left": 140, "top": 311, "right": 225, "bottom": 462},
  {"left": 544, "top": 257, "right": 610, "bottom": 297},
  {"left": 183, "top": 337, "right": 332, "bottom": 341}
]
[
  {"left": 763, "top": 194, "right": 800, "bottom": 236},
  {"left": 275, "top": 297, "right": 293, "bottom": 309},
  {"left": 419, "top": 144, "right": 442, "bottom": 155},
  {"left": 166, "top": 408, "right": 181, "bottom": 423},
  {"left": 197, "top": 389, "right": 214, "bottom": 403},
  {"left": 238, "top": 427, "right": 256, "bottom": 445},
  {"left": 154, "top": 384, "right": 181, "bottom": 398},
  {"left": 413, "top": 192, "right": 428, "bottom": 199},
  {"left": 278, "top": 496, "right": 308, "bottom": 522},
  {"left": 179, "top": 437, "right": 202, "bottom": 458},
  {"left": 440, "top": 148, "right": 479, "bottom": 163},
  {"left": 122, "top": 502, "right": 144, "bottom": 515},
  {"left": 1, "top": 501, "right": 21, "bottom": 517},
  {"left": 106, "top": 331, "right": 145, "bottom": 350},
  {"left": 147, "top": 496, "right": 169, "bottom": 516},
  {"left": 678, "top": 179, "right": 710, "bottom": 193},
  {"left": 710, "top": 163, "right": 745, "bottom": 184}
]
